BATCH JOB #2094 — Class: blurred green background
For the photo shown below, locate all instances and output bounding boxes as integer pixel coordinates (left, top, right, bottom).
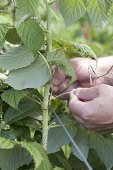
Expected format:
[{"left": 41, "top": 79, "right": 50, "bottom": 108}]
[
  {"left": 0, "top": 1, "right": 113, "bottom": 170},
  {"left": 1, "top": 0, "right": 113, "bottom": 58}
]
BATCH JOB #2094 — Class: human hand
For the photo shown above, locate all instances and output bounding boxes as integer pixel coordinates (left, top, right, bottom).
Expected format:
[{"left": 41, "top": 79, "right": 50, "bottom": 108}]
[
  {"left": 69, "top": 84, "right": 113, "bottom": 133},
  {"left": 52, "top": 57, "right": 113, "bottom": 99}
]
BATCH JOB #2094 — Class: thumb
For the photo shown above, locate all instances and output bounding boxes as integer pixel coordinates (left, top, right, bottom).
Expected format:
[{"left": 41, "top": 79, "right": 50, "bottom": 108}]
[
  {"left": 69, "top": 90, "right": 87, "bottom": 117},
  {"left": 75, "top": 86, "right": 99, "bottom": 101},
  {"left": 70, "top": 89, "right": 79, "bottom": 101}
]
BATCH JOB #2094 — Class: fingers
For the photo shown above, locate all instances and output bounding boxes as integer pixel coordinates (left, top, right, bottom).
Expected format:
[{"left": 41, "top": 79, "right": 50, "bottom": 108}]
[
  {"left": 52, "top": 67, "right": 65, "bottom": 86},
  {"left": 52, "top": 57, "right": 96, "bottom": 95},
  {"left": 73, "top": 114, "right": 110, "bottom": 132},
  {"left": 74, "top": 86, "right": 99, "bottom": 101},
  {"left": 69, "top": 90, "right": 84, "bottom": 117},
  {"left": 73, "top": 115, "right": 84, "bottom": 123},
  {"left": 52, "top": 67, "right": 72, "bottom": 94},
  {"left": 69, "top": 85, "right": 113, "bottom": 134},
  {"left": 57, "top": 82, "right": 80, "bottom": 100},
  {"left": 79, "top": 77, "right": 104, "bottom": 88},
  {"left": 69, "top": 89, "right": 92, "bottom": 119},
  {"left": 73, "top": 113, "right": 113, "bottom": 134},
  {"left": 91, "top": 123, "right": 113, "bottom": 134},
  {"left": 69, "top": 57, "right": 96, "bottom": 82},
  {"left": 69, "top": 86, "right": 101, "bottom": 120},
  {"left": 56, "top": 77, "right": 71, "bottom": 93},
  {"left": 69, "top": 88, "right": 99, "bottom": 125}
]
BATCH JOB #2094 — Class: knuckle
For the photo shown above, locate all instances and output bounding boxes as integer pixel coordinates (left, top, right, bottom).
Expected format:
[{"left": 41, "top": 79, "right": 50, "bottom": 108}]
[
  {"left": 83, "top": 123, "right": 89, "bottom": 128},
  {"left": 83, "top": 123, "right": 96, "bottom": 130},
  {"left": 99, "top": 84, "right": 107, "bottom": 91},
  {"left": 100, "top": 84, "right": 106, "bottom": 88},
  {"left": 84, "top": 124, "right": 91, "bottom": 129},
  {"left": 80, "top": 90, "right": 87, "bottom": 97},
  {"left": 82, "top": 109, "right": 94, "bottom": 121}
]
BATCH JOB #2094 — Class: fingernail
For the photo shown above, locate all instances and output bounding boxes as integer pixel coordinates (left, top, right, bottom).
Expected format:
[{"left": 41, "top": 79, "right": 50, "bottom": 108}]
[
  {"left": 70, "top": 89, "right": 76, "bottom": 99},
  {"left": 74, "top": 88, "right": 81, "bottom": 96}
]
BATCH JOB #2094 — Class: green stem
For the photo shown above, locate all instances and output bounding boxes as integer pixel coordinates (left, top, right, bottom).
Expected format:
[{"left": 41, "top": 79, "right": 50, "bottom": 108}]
[
  {"left": 42, "top": 0, "right": 52, "bottom": 150},
  {"left": 45, "top": 0, "right": 52, "bottom": 52},
  {"left": 42, "top": 84, "right": 50, "bottom": 150},
  {"left": 12, "top": 6, "right": 16, "bottom": 26}
]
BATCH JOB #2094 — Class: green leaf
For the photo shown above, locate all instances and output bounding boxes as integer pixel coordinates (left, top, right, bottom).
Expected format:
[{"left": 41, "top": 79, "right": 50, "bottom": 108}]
[
  {"left": 89, "top": 132, "right": 113, "bottom": 169},
  {"left": 0, "top": 137, "right": 51, "bottom": 170},
  {"left": 16, "top": 0, "right": 39, "bottom": 18},
  {"left": 72, "top": 128, "right": 89, "bottom": 161},
  {"left": 47, "top": 51, "right": 76, "bottom": 83},
  {"left": 1, "top": 88, "right": 29, "bottom": 109},
  {"left": 16, "top": 117, "right": 41, "bottom": 131},
  {"left": 53, "top": 39, "right": 97, "bottom": 59},
  {"left": 62, "top": 144, "right": 72, "bottom": 159},
  {"left": 87, "top": 0, "right": 113, "bottom": 27},
  {"left": 59, "top": 0, "right": 86, "bottom": 26},
  {"left": 11, "top": 125, "right": 31, "bottom": 140},
  {"left": 62, "top": 65, "right": 76, "bottom": 85},
  {"left": 0, "top": 46, "right": 35, "bottom": 70},
  {"left": 47, "top": 51, "right": 68, "bottom": 65},
  {"left": 5, "top": 56, "right": 50, "bottom": 90},
  {"left": 47, "top": 115, "right": 77, "bottom": 154},
  {"left": 73, "top": 42, "right": 97, "bottom": 59},
  {"left": 0, "top": 25, "right": 8, "bottom": 44},
  {"left": 0, "top": 73, "right": 7, "bottom": 81},
  {"left": 62, "top": 40, "right": 97, "bottom": 59},
  {"left": 1, "top": 130, "right": 16, "bottom": 140},
  {"left": 5, "top": 27, "right": 21, "bottom": 44},
  {"left": 54, "top": 152, "right": 72, "bottom": 170},
  {"left": 0, "top": 136, "right": 32, "bottom": 170},
  {"left": 16, "top": 19, "right": 45, "bottom": 53},
  {"left": 0, "top": 146, "right": 32, "bottom": 170},
  {"left": 54, "top": 167, "right": 64, "bottom": 170},
  {"left": 20, "top": 142, "right": 52, "bottom": 170},
  {"left": 0, "top": 136, "right": 15, "bottom": 149},
  {"left": 68, "top": 154, "right": 86, "bottom": 169},
  {"left": 4, "top": 100, "right": 39, "bottom": 124}
]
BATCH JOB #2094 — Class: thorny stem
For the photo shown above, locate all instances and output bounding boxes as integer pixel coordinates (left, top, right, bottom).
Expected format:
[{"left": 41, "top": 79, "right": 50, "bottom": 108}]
[
  {"left": 42, "top": 84, "right": 50, "bottom": 150},
  {"left": 45, "top": 0, "right": 52, "bottom": 52},
  {"left": 12, "top": 6, "right": 16, "bottom": 25},
  {"left": 42, "top": 0, "right": 52, "bottom": 150},
  {"left": 11, "top": 0, "right": 17, "bottom": 7},
  {"left": 11, "top": 0, "right": 17, "bottom": 26}
]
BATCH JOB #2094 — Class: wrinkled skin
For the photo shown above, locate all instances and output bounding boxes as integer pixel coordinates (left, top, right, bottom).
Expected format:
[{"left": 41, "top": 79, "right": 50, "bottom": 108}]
[
  {"left": 69, "top": 85, "right": 113, "bottom": 134},
  {"left": 52, "top": 57, "right": 113, "bottom": 96},
  {"left": 52, "top": 57, "right": 113, "bottom": 133}
]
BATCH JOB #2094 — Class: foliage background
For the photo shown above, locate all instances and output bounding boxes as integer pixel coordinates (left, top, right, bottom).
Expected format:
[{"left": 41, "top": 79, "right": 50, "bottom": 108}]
[{"left": 0, "top": 0, "right": 113, "bottom": 170}]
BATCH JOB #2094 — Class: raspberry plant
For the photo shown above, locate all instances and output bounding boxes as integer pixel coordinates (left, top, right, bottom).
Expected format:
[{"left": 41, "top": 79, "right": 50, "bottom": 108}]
[{"left": 0, "top": 0, "right": 113, "bottom": 170}]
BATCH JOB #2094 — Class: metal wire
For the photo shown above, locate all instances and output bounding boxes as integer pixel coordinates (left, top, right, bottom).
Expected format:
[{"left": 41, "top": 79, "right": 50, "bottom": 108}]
[{"left": 51, "top": 108, "right": 93, "bottom": 170}]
